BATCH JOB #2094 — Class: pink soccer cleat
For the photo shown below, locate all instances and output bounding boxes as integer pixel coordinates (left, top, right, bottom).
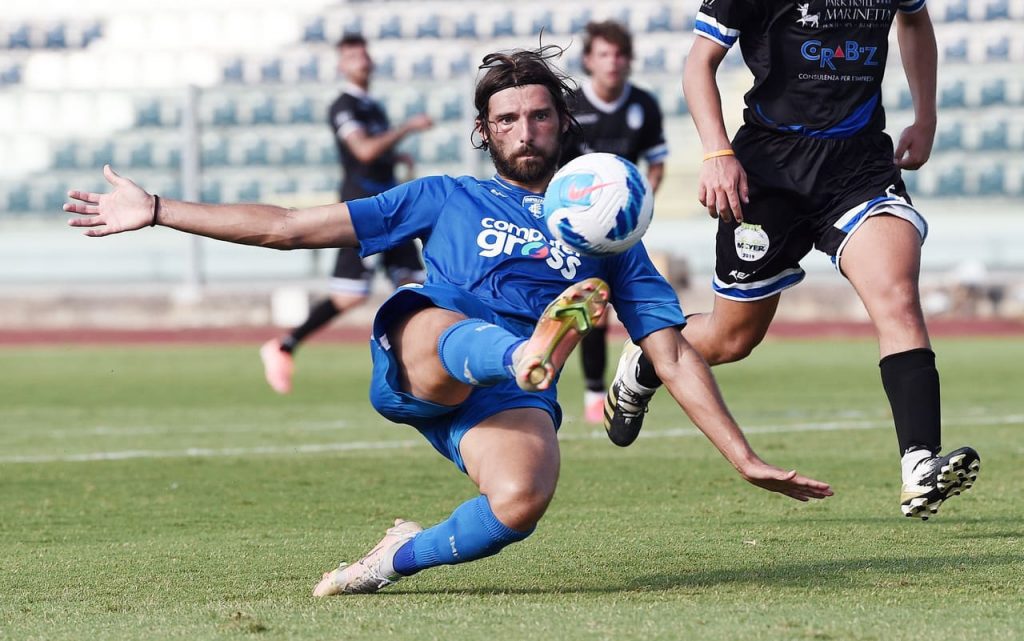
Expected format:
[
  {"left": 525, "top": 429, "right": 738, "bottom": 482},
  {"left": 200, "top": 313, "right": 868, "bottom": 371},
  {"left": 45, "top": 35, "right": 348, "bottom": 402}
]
[{"left": 259, "top": 339, "right": 294, "bottom": 394}]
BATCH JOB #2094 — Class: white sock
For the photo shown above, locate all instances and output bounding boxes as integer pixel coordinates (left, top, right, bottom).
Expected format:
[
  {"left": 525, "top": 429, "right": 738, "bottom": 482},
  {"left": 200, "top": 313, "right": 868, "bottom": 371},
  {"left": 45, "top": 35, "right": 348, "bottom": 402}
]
[{"left": 901, "top": 449, "right": 933, "bottom": 483}]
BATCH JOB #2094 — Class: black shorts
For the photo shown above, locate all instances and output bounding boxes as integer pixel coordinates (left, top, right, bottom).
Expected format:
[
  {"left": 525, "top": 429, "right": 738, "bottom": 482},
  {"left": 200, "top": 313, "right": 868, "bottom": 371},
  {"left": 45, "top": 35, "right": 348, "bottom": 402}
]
[
  {"left": 713, "top": 126, "right": 928, "bottom": 301},
  {"left": 330, "top": 243, "right": 426, "bottom": 296}
]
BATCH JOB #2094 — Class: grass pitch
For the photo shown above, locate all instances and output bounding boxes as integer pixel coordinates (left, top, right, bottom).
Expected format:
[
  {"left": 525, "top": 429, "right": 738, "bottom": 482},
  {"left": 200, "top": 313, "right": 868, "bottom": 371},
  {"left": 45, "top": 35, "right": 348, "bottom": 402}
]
[{"left": 1, "top": 337, "right": 1022, "bottom": 641}]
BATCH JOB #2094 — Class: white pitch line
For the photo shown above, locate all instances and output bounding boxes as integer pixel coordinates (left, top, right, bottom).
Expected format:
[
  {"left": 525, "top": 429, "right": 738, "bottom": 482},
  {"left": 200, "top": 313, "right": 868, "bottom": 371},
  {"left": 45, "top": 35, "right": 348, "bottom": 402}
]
[{"left": 0, "top": 414, "right": 1020, "bottom": 465}]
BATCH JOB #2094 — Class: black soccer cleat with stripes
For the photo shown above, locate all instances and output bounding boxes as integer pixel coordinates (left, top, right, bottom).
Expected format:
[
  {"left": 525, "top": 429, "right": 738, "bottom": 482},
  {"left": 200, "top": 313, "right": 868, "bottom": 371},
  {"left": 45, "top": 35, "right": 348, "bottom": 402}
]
[{"left": 900, "top": 446, "right": 981, "bottom": 520}]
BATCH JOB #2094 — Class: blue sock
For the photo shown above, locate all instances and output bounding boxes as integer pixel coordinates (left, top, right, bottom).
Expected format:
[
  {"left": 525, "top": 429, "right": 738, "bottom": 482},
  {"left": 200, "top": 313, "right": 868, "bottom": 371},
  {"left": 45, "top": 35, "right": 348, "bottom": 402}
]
[
  {"left": 392, "top": 495, "right": 533, "bottom": 576},
  {"left": 437, "top": 319, "right": 525, "bottom": 386}
]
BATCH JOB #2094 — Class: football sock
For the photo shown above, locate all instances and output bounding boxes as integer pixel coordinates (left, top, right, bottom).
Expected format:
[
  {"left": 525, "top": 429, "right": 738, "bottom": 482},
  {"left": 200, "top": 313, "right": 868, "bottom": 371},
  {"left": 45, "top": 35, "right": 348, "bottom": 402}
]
[
  {"left": 880, "top": 348, "right": 941, "bottom": 456},
  {"left": 581, "top": 325, "right": 608, "bottom": 392},
  {"left": 437, "top": 319, "right": 525, "bottom": 386},
  {"left": 635, "top": 352, "right": 663, "bottom": 389},
  {"left": 392, "top": 495, "right": 533, "bottom": 576},
  {"left": 281, "top": 299, "right": 339, "bottom": 353}
]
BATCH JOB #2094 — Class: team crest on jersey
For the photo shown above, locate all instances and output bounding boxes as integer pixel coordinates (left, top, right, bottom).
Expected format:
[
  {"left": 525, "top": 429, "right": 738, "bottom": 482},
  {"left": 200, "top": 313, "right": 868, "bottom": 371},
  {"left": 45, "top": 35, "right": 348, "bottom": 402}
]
[
  {"left": 735, "top": 223, "right": 770, "bottom": 262},
  {"left": 795, "top": 2, "right": 820, "bottom": 28},
  {"left": 627, "top": 103, "right": 644, "bottom": 130},
  {"left": 521, "top": 195, "right": 545, "bottom": 218}
]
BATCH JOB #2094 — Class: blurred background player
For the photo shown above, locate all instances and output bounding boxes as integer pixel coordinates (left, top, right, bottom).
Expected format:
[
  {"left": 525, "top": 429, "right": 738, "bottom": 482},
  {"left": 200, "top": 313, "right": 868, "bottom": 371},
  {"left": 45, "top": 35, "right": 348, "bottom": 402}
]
[
  {"left": 260, "top": 33, "right": 433, "bottom": 394},
  {"left": 562, "top": 20, "right": 668, "bottom": 423}
]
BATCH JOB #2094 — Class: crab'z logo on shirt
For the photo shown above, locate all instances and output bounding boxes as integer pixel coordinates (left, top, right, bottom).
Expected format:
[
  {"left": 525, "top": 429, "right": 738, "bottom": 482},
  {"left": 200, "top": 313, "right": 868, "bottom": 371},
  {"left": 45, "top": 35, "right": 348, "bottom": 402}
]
[
  {"left": 800, "top": 39, "right": 879, "bottom": 69},
  {"left": 476, "top": 217, "right": 582, "bottom": 279}
]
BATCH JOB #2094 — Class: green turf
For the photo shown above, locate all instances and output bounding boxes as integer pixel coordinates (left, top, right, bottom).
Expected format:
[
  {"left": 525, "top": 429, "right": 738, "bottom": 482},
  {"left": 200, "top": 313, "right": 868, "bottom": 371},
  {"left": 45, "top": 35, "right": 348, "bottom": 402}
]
[{"left": 1, "top": 338, "right": 1022, "bottom": 641}]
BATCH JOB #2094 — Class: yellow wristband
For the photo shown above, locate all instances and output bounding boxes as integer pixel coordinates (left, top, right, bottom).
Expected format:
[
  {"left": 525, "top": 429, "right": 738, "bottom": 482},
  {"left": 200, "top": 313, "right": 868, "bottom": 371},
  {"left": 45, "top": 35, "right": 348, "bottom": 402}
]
[{"left": 702, "top": 149, "right": 735, "bottom": 161}]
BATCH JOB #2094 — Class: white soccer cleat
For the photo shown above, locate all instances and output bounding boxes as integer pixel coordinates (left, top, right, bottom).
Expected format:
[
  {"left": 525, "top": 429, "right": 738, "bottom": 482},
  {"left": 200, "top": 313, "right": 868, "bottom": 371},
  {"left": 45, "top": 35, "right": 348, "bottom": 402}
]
[
  {"left": 900, "top": 447, "right": 981, "bottom": 520},
  {"left": 312, "top": 519, "right": 423, "bottom": 596}
]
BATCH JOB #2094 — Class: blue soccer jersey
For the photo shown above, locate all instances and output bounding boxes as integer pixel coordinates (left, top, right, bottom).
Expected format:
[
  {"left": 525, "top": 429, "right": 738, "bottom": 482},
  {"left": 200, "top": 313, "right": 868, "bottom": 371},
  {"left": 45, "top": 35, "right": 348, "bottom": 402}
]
[{"left": 347, "top": 174, "right": 685, "bottom": 340}]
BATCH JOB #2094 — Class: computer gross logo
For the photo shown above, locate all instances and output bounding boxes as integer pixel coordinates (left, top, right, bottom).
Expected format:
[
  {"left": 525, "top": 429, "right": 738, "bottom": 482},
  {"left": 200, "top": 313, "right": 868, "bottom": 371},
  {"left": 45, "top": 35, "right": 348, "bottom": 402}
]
[
  {"left": 476, "top": 217, "right": 582, "bottom": 279},
  {"left": 801, "top": 40, "right": 879, "bottom": 69}
]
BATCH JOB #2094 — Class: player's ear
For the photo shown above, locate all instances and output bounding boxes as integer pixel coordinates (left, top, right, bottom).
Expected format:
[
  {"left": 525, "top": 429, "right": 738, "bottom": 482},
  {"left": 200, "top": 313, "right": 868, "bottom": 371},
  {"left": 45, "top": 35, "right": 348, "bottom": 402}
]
[{"left": 475, "top": 118, "right": 489, "bottom": 145}]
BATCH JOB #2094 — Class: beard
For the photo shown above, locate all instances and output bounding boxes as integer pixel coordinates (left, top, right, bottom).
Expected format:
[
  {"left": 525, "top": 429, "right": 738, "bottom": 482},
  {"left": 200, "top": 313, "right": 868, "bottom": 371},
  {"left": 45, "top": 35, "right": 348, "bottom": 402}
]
[{"left": 489, "top": 142, "right": 560, "bottom": 185}]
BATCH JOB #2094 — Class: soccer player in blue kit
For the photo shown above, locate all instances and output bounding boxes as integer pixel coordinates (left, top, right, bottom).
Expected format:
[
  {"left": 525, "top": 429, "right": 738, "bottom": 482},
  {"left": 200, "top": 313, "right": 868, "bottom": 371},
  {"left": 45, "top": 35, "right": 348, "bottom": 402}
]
[
  {"left": 604, "top": 0, "right": 980, "bottom": 519},
  {"left": 64, "top": 47, "right": 831, "bottom": 595}
]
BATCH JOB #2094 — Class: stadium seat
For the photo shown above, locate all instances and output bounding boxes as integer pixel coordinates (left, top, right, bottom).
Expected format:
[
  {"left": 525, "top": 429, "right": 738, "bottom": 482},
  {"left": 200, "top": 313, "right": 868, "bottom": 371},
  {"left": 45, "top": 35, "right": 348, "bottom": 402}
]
[
  {"left": 0, "top": 64, "right": 21, "bottom": 86},
  {"left": 944, "top": 0, "right": 970, "bottom": 22},
  {"left": 287, "top": 96, "right": 315, "bottom": 124},
  {"left": 223, "top": 58, "right": 244, "bottom": 84},
  {"left": 317, "top": 140, "right": 337, "bottom": 165},
  {"left": 433, "top": 133, "right": 461, "bottom": 163},
  {"left": 260, "top": 58, "right": 282, "bottom": 83},
  {"left": 943, "top": 38, "right": 968, "bottom": 63},
  {"left": 417, "top": 12, "right": 442, "bottom": 38},
  {"left": 201, "top": 179, "right": 223, "bottom": 203},
  {"left": 440, "top": 94, "right": 463, "bottom": 122},
  {"left": 8, "top": 25, "right": 31, "bottom": 49},
  {"left": 81, "top": 22, "right": 103, "bottom": 48},
  {"left": 237, "top": 180, "right": 262, "bottom": 202},
  {"left": 250, "top": 96, "right": 276, "bottom": 124},
  {"left": 280, "top": 138, "right": 307, "bottom": 165},
  {"left": 986, "top": 36, "right": 1010, "bottom": 62},
  {"left": 978, "top": 121, "right": 1009, "bottom": 150},
  {"left": 454, "top": 14, "right": 478, "bottom": 39},
  {"left": 976, "top": 165, "right": 1006, "bottom": 195},
  {"left": 53, "top": 142, "right": 79, "bottom": 169},
  {"left": 492, "top": 11, "right": 515, "bottom": 37},
  {"left": 647, "top": 6, "right": 673, "bottom": 32},
  {"left": 939, "top": 81, "right": 967, "bottom": 108},
  {"left": 935, "top": 166, "right": 966, "bottom": 197},
  {"left": 91, "top": 142, "right": 114, "bottom": 168},
  {"left": 129, "top": 141, "right": 155, "bottom": 168},
  {"left": 211, "top": 98, "right": 239, "bottom": 127},
  {"left": 980, "top": 78, "right": 1008, "bottom": 106},
  {"left": 7, "top": 188, "right": 30, "bottom": 213},
  {"left": 531, "top": 10, "right": 555, "bottom": 36},
  {"left": 569, "top": 8, "right": 593, "bottom": 34},
  {"left": 379, "top": 15, "right": 401, "bottom": 40},
  {"left": 45, "top": 24, "right": 68, "bottom": 49},
  {"left": 202, "top": 137, "right": 229, "bottom": 167},
  {"left": 297, "top": 55, "right": 320, "bottom": 83},
  {"left": 303, "top": 17, "right": 326, "bottom": 43},
  {"left": 934, "top": 126, "right": 963, "bottom": 151},
  {"left": 243, "top": 138, "right": 270, "bottom": 165},
  {"left": 135, "top": 100, "right": 163, "bottom": 127}
]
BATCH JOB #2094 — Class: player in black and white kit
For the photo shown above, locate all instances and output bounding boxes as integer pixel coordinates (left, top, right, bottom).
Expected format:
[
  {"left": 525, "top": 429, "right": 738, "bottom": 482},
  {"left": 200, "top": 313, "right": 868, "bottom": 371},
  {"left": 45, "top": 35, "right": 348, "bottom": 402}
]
[
  {"left": 261, "top": 33, "right": 432, "bottom": 394},
  {"left": 562, "top": 20, "right": 668, "bottom": 424},
  {"left": 605, "top": 0, "right": 980, "bottom": 518}
]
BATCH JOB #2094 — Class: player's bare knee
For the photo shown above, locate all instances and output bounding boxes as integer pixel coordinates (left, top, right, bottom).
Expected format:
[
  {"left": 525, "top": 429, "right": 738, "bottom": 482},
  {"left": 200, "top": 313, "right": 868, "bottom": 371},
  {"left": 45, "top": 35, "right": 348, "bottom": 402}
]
[
  {"left": 486, "top": 480, "right": 555, "bottom": 531},
  {"left": 710, "top": 333, "right": 761, "bottom": 364}
]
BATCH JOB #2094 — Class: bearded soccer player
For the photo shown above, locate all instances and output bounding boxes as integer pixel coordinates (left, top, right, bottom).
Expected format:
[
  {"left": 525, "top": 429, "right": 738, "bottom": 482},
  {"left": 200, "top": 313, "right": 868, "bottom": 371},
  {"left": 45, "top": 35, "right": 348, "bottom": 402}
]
[
  {"left": 604, "top": 0, "right": 979, "bottom": 519},
  {"left": 562, "top": 20, "right": 669, "bottom": 423},
  {"left": 65, "top": 47, "right": 831, "bottom": 595}
]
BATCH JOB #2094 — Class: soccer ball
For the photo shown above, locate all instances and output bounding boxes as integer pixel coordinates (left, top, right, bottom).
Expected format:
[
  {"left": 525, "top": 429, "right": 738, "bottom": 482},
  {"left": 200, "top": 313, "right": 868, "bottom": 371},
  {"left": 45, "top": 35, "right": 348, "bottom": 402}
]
[{"left": 543, "top": 152, "right": 654, "bottom": 257}]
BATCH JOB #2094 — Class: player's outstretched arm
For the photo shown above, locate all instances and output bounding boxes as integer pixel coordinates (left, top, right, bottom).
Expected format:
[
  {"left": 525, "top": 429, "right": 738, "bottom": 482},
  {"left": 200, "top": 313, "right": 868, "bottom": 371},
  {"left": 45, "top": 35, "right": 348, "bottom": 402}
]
[
  {"left": 65, "top": 165, "right": 359, "bottom": 250},
  {"left": 637, "top": 327, "right": 833, "bottom": 502}
]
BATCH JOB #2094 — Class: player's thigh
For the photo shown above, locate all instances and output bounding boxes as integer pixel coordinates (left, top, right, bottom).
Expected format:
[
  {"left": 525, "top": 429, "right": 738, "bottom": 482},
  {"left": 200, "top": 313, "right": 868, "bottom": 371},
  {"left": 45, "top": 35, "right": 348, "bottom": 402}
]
[
  {"left": 461, "top": 407, "right": 560, "bottom": 515},
  {"left": 390, "top": 306, "right": 472, "bottom": 404}
]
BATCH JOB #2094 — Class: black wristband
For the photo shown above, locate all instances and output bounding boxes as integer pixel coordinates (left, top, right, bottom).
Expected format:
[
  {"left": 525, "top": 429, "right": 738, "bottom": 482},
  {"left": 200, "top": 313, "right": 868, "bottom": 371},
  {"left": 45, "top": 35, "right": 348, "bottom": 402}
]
[{"left": 150, "top": 194, "right": 160, "bottom": 227}]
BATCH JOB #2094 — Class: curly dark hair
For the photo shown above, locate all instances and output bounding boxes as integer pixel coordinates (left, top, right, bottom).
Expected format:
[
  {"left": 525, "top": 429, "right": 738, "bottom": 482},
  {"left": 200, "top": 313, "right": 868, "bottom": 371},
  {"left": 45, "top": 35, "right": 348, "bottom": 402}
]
[{"left": 472, "top": 45, "right": 580, "bottom": 151}]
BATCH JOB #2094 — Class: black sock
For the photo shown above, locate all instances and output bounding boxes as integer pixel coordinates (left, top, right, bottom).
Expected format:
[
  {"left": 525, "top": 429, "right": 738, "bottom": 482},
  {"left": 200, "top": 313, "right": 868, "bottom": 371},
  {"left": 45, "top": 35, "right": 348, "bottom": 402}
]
[
  {"left": 879, "top": 348, "right": 941, "bottom": 456},
  {"left": 282, "top": 298, "right": 340, "bottom": 353},
  {"left": 635, "top": 352, "right": 662, "bottom": 389},
  {"left": 580, "top": 325, "right": 608, "bottom": 392}
]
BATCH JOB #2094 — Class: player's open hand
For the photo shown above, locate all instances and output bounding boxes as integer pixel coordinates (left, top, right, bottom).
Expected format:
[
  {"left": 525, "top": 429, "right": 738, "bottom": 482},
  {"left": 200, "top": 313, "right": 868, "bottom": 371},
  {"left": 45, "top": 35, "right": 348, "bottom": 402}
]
[
  {"left": 894, "top": 120, "right": 936, "bottom": 170},
  {"left": 698, "top": 155, "right": 749, "bottom": 223},
  {"left": 65, "top": 165, "right": 154, "bottom": 237},
  {"left": 739, "top": 460, "right": 833, "bottom": 502}
]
